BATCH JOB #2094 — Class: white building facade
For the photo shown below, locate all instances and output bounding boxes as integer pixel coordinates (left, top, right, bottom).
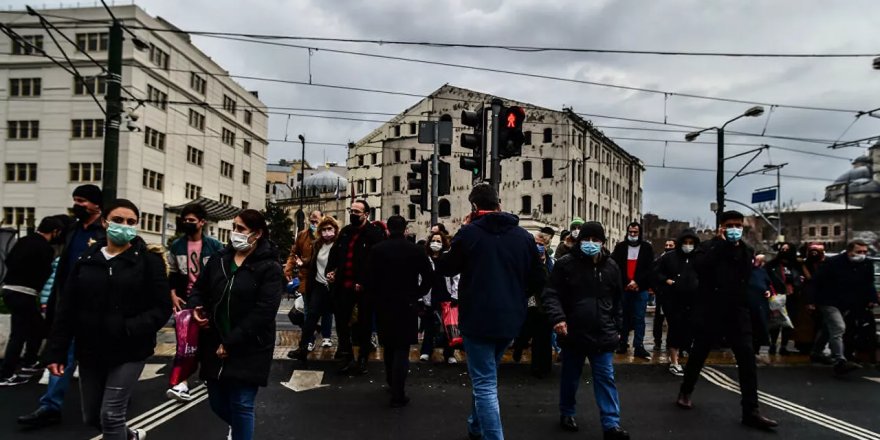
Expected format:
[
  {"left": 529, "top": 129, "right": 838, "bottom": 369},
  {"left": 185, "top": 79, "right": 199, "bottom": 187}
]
[{"left": 0, "top": 5, "right": 268, "bottom": 244}]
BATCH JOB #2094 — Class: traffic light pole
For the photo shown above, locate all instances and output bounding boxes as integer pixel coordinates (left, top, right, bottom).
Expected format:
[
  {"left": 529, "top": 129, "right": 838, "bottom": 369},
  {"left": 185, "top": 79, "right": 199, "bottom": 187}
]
[
  {"left": 490, "top": 98, "right": 503, "bottom": 194},
  {"left": 431, "top": 122, "right": 439, "bottom": 225},
  {"left": 101, "top": 20, "right": 123, "bottom": 206}
]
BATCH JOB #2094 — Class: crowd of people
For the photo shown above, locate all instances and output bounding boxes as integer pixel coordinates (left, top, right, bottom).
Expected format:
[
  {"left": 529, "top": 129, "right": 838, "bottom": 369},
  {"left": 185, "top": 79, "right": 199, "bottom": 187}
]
[{"left": 0, "top": 182, "right": 876, "bottom": 440}]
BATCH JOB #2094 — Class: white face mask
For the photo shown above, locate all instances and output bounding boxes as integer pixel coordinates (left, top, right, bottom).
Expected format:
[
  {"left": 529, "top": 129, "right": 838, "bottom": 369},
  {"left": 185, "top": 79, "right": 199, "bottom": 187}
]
[
  {"left": 230, "top": 231, "right": 254, "bottom": 252},
  {"left": 849, "top": 254, "right": 866, "bottom": 263},
  {"left": 570, "top": 229, "right": 579, "bottom": 239},
  {"left": 681, "top": 245, "right": 695, "bottom": 254},
  {"left": 429, "top": 242, "right": 443, "bottom": 252}
]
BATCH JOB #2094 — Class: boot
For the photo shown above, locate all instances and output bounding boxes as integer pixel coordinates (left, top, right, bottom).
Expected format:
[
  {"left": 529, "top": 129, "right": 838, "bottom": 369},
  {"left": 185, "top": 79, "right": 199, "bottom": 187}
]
[
  {"left": 676, "top": 392, "right": 693, "bottom": 409},
  {"left": 742, "top": 410, "right": 778, "bottom": 429}
]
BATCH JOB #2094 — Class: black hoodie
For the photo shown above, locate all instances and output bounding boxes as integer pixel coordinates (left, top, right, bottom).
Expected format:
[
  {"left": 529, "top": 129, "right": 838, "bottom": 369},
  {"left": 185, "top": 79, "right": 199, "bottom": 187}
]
[{"left": 654, "top": 230, "right": 701, "bottom": 308}]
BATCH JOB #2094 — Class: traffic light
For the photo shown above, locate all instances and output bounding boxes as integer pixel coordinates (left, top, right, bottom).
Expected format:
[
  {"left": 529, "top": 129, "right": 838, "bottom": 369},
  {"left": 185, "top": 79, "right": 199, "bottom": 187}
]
[
  {"left": 409, "top": 159, "right": 430, "bottom": 212},
  {"left": 460, "top": 108, "right": 485, "bottom": 179},
  {"left": 439, "top": 114, "right": 453, "bottom": 157},
  {"left": 437, "top": 158, "right": 451, "bottom": 196},
  {"left": 498, "top": 106, "right": 526, "bottom": 159}
]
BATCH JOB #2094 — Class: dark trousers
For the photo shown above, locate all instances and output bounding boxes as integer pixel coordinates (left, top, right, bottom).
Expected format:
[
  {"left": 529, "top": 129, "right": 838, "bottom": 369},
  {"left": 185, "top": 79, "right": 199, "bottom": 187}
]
[
  {"left": 513, "top": 307, "right": 552, "bottom": 375},
  {"left": 79, "top": 360, "right": 145, "bottom": 440},
  {"left": 383, "top": 345, "right": 410, "bottom": 402},
  {"left": 334, "top": 288, "right": 357, "bottom": 360},
  {"left": 664, "top": 303, "right": 693, "bottom": 351},
  {"left": 355, "top": 295, "right": 376, "bottom": 361},
  {"left": 653, "top": 294, "right": 666, "bottom": 347},
  {"left": 420, "top": 308, "right": 455, "bottom": 359},
  {"left": 680, "top": 305, "right": 759, "bottom": 413},
  {"left": 1, "top": 289, "right": 44, "bottom": 377},
  {"left": 301, "top": 283, "right": 332, "bottom": 346}
]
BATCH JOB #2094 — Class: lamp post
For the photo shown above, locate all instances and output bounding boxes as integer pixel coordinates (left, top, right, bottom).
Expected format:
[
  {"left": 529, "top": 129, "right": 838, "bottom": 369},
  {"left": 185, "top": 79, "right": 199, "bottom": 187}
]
[
  {"left": 296, "top": 134, "right": 306, "bottom": 232},
  {"left": 685, "top": 106, "right": 765, "bottom": 225}
]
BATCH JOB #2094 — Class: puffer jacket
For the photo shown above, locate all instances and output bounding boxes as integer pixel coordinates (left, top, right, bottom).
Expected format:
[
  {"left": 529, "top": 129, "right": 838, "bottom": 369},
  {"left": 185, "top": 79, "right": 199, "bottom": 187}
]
[
  {"left": 187, "top": 240, "right": 283, "bottom": 387},
  {"left": 541, "top": 247, "right": 623, "bottom": 353}
]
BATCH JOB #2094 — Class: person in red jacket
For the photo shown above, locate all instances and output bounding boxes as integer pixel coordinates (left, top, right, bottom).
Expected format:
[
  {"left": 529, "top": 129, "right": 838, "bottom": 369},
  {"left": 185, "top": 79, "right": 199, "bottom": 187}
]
[{"left": 611, "top": 222, "right": 655, "bottom": 360}]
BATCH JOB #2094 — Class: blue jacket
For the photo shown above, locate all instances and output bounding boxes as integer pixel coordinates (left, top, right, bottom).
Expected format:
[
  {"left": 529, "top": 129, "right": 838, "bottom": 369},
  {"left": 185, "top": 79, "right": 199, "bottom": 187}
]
[
  {"left": 167, "top": 234, "right": 224, "bottom": 297},
  {"left": 436, "top": 212, "right": 545, "bottom": 340}
]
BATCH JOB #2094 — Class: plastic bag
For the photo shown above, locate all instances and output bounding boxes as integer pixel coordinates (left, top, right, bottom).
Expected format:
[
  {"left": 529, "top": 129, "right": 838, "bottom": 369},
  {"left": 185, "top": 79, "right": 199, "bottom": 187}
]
[
  {"left": 441, "top": 301, "right": 463, "bottom": 348},
  {"left": 768, "top": 294, "right": 793, "bottom": 330},
  {"left": 288, "top": 294, "right": 305, "bottom": 326},
  {"left": 169, "top": 309, "right": 200, "bottom": 387}
]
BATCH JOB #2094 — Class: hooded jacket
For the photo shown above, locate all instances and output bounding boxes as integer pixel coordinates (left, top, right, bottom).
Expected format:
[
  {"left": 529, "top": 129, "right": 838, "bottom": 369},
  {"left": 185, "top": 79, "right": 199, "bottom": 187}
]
[
  {"left": 812, "top": 253, "right": 877, "bottom": 311},
  {"left": 611, "top": 229, "right": 655, "bottom": 291},
  {"left": 47, "top": 219, "right": 106, "bottom": 326},
  {"left": 187, "top": 240, "right": 283, "bottom": 386},
  {"left": 694, "top": 236, "right": 754, "bottom": 307},
  {"left": 541, "top": 246, "right": 623, "bottom": 353},
  {"left": 436, "top": 212, "right": 545, "bottom": 340},
  {"left": 167, "top": 233, "right": 223, "bottom": 297},
  {"left": 46, "top": 237, "right": 171, "bottom": 367},
  {"left": 654, "top": 230, "right": 701, "bottom": 308}
]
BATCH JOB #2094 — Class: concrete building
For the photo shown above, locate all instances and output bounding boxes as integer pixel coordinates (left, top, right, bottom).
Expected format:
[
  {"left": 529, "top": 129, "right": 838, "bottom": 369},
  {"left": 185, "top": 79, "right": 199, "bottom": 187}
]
[
  {"left": 0, "top": 5, "right": 269, "bottom": 244},
  {"left": 348, "top": 85, "right": 645, "bottom": 244}
]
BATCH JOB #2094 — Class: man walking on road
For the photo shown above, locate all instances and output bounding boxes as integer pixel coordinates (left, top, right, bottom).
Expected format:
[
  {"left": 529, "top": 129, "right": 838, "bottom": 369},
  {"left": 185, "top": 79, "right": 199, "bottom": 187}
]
[
  {"left": 676, "top": 210, "right": 778, "bottom": 430},
  {"left": 437, "top": 183, "right": 545, "bottom": 440},
  {"left": 611, "top": 222, "right": 655, "bottom": 359},
  {"left": 809, "top": 239, "right": 877, "bottom": 375}
]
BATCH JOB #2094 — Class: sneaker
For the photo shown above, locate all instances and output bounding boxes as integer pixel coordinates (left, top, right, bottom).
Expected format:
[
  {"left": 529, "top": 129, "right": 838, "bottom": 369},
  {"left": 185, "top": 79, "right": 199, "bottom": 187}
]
[
  {"left": 166, "top": 386, "right": 195, "bottom": 402},
  {"left": 668, "top": 364, "right": 684, "bottom": 377},
  {"left": 371, "top": 334, "right": 379, "bottom": 349},
  {"left": 833, "top": 360, "right": 862, "bottom": 376},
  {"left": 73, "top": 366, "right": 79, "bottom": 380},
  {"left": 447, "top": 357, "right": 458, "bottom": 364},
  {"left": 419, "top": 354, "right": 430, "bottom": 362},
  {"left": 307, "top": 342, "right": 315, "bottom": 352},
  {"left": 19, "top": 361, "right": 42, "bottom": 375},
  {"left": 38, "top": 369, "right": 50, "bottom": 385},
  {"left": 321, "top": 338, "right": 333, "bottom": 348},
  {"left": 634, "top": 347, "right": 652, "bottom": 360},
  {"left": 0, "top": 374, "right": 30, "bottom": 387},
  {"left": 130, "top": 428, "right": 147, "bottom": 439},
  {"left": 227, "top": 426, "right": 232, "bottom": 440}
]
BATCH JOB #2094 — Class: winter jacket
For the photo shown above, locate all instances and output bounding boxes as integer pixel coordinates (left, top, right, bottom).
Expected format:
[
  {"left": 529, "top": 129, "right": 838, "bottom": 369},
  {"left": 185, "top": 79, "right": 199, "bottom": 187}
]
[
  {"left": 305, "top": 239, "right": 333, "bottom": 296},
  {"left": 166, "top": 234, "right": 223, "bottom": 297},
  {"left": 366, "top": 237, "right": 433, "bottom": 347},
  {"left": 45, "top": 237, "right": 172, "bottom": 367},
  {"left": 326, "top": 221, "right": 385, "bottom": 291},
  {"left": 812, "top": 254, "right": 877, "bottom": 311},
  {"left": 654, "top": 230, "right": 701, "bottom": 310},
  {"left": 541, "top": 248, "right": 623, "bottom": 353},
  {"left": 284, "top": 229, "right": 318, "bottom": 293},
  {"left": 40, "top": 257, "right": 60, "bottom": 305},
  {"left": 611, "top": 238, "right": 655, "bottom": 292},
  {"left": 694, "top": 237, "right": 754, "bottom": 308},
  {"left": 435, "top": 212, "right": 546, "bottom": 340},
  {"left": 187, "top": 240, "right": 283, "bottom": 387},
  {"left": 47, "top": 220, "right": 106, "bottom": 326},
  {"left": 766, "top": 260, "right": 803, "bottom": 296},
  {"left": 2, "top": 233, "right": 55, "bottom": 293}
]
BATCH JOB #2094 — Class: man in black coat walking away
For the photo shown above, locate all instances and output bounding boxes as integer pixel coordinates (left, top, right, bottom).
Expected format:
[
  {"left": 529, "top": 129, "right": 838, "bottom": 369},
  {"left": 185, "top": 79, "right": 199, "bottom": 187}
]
[
  {"left": 676, "top": 211, "right": 778, "bottom": 430},
  {"left": 611, "top": 222, "right": 654, "bottom": 359},
  {"left": 365, "top": 215, "right": 433, "bottom": 407}
]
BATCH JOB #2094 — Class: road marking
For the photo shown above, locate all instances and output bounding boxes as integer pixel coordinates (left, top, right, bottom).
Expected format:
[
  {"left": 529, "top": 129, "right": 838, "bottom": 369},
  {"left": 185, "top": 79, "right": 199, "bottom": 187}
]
[
  {"left": 89, "top": 385, "right": 208, "bottom": 440},
  {"left": 281, "top": 370, "right": 329, "bottom": 392},
  {"left": 138, "top": 393, "right": 210, "bottom": 432},
  {"left": 864, "top": 377, "right": 880, "bottom": 385},
  {"left": 701, "top": 367, "right": 880, "bottom": 440},
  {"left": 138, "top": 363, "right": 165, "bottom": 381}
]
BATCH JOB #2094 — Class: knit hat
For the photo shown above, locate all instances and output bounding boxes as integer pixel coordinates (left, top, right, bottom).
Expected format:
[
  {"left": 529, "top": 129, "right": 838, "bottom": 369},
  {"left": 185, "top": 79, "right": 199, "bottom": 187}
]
[
  {"left": 719, "top": 210, "right": 745, "bottom": 224},
  {"left": 578, "top": 221, "right": 606, "bottom": 242},
  {"left": 72, "top": 184, "right": 102, "bottom": 207},
  {"left": 569, "top": 217, "right": 585, "bottom": 230}
]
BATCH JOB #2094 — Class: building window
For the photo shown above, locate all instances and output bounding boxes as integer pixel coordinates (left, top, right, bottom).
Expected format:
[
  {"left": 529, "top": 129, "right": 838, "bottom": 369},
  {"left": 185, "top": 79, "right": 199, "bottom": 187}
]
[
  {"left": 219, "top": 194, "right": 233, "bottom": 205},
  {"left": 407, "top": 204, "right": 416, "bottom": 220},
  {"left": 369, "top": 178, "right": 377, "bottom": 193},
  {"left": 12, "top": 35, "right": 43, "bottom": 55},
  {"left": 543, "top": 128, "right": 552, "bottom": 143},
  {"left": 75, "top": 32, "right": 108, "bottom": 52},
  {"left": 521, "top": 196, "right": 532, "bottom": 214},
  {"left": 808, "top": 227, "right": 816, "bottom": 236},
  {"left": 357, "top": 156, "right": 364, "bottom": 167},
  {"left": 74, "top": 76, "right": 106, "bottom": 95},
  {"left": 542, "top": 194, "right": 553, "bottom": 214},
  {"left": 222, "top": 94, "right": 237, "bottom": 114},
  {"left": 71, "top": 119, "right": 104, "bottom": 139},
  {"left": 371, "top": 153, "right": 378, "bottom": 165},
  {"left": 243, "top": 140, "right": 252, "bottom": 156},
  {"left": 221, "top": 127, "right": 235, "bottom": 146},
  {"left": 409, "top": 122, "right": 417, "bottom": 135},
  {"left": 524, "top": 131, "right": 532, "bottom": 145},
  {"left": 357, "top": 180, "right": 364, "bottom": 193},
  {"left": 146, "top": 85, "right": 167, "bottom": 110},
  {"left": 392, "top": 205, "right": 401, "bottom": 216},
  {"left": 7, "top": 120, "right": 39, "bottom": 140},
  {"left": 188, "top": 109, "right": 205, "bottom": 131},
  {"left": 185, "top": 183, "right": 202, "bottom": 199},
  {"left": 149, "top": 45, "right": 170, "bottom": 69},
  {"left": 4, "top": 163, "right": 37, "bottom": 182},
  {"left": 142, "top": 168, "right": 164, "bottom": 191},
  {"left": 243, "top": 109, "right": 253, "bottom": 126},
  {"left": 410, "top": 149, "right": 416, "bottom": 161},
  {"left": 187, "top": 146, "right": 204, "bottom": 166},
  {"left": 820, "top": 226, "right": 828, "bottom": 237},
  {"left": 217, "top": 228, "right": 231, "bottom": 243},
  {"left": 190, "top": 72, "right": 206, "bottom": 94},
  {"left": 69, "top": 163, "right": 102, "bottom": 182},
  {"left": 220, "top": 161, "right": 234, "bottom": 179},
  {"left": 522, "top": 161, "right": 532, "bottom": 180},
  {"left": 542, "top": 159, "right": 553, "bottom": 178},
  {"left": 9, "top": 78, "right": 41, "bottom": 97},
  {"left": 833, "top": 225, "right": 841, "bottom": 236},
  {"left": 144, "top": 126, "right": 166, "bottom": 151},
  {"left": 1, "top": 207, "right": 34, "bottom": 226},
  {"left": 394, "top": 150, "right": 401, "bottom": 163},
  {"left": 394, "top": 125, "right": 401, "bottom": 137},
  {"left": 242, "top": 170, "right": 250, "bottom": 185},
  {"left": 241, "top": 201, "right": 249, "bottom": 210},
  {"left": 142, "top": 212, "right": 163, "bottom": 233},
  {"left": 393, "top": 176, "right": 401, "bottom": 191},
  {"left": 438, "top": 199, "right": 451, "bottom": 218}
]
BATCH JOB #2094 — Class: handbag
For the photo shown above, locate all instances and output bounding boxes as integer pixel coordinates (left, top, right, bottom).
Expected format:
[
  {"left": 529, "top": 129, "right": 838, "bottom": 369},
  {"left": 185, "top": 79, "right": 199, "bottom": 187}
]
[
  {"left": 169, "top": 309, "right": 200, "bottom": 387},
  {"left": 441, "top": 301, "right": 463, "bottom": 348},
  {"left": 287, "top": 294, "right": 305, "bottom": 326}
]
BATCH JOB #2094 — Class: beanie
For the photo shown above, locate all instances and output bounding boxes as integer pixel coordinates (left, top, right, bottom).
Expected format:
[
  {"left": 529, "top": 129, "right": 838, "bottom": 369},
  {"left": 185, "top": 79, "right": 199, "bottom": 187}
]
[
  {"left": 72, "top": 184, "right": 103, "bottom": 207},
  {"left": 578, "top": 221, "right": 606, "bottom": 242},
  {"left": 569, "top": 217, "right": 585, "bottom": 230}
]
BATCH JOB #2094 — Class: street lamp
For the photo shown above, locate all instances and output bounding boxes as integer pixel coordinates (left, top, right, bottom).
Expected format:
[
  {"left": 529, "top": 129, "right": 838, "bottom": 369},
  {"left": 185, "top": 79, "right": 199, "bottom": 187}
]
[{"left": 685, "top": 106, "right": 765, "bottom": 225}]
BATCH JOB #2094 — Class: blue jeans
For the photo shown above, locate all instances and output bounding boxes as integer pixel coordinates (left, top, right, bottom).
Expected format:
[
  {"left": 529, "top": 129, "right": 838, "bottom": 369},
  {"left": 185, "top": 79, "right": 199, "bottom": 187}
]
[
  {"left": 463, "top": 336, "right": 511, "bottom": 440},
  {"left": 621, "top": 291, "right": 649, "bottom": 348},
  {"left": 207, "top": 380, "right": 259, "bottom": 440},
  {"left": 40, "top": 343, "right": 77, "bottom": 412},
  {"left": 560, "top": 349, "right": 621, "bottom": 431}
]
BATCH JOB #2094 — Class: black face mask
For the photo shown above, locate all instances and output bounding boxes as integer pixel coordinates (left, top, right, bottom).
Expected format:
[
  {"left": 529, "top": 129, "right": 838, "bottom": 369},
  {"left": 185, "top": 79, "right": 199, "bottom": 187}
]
[
  {"left": 349, "top": 214, "right": 363, "bottom": 226},
  {"left": 180, "top": 222, "right": 199, "bottom": 236},
  {"left": 72, "top": 204, "right": 91, "bottom": 221}
]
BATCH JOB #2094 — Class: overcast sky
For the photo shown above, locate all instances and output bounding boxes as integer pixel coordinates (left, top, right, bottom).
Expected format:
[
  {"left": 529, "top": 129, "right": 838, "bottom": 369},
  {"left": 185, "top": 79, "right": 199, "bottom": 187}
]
[{"left": 10, "top": 0, "right": 880, "bottom": 223}]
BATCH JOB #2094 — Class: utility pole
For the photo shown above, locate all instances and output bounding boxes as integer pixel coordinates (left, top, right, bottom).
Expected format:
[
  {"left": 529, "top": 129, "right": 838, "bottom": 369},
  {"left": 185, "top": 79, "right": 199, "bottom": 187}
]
[
  {"left": 489, "top": 98, "right": 503, "bottom": 194},
  {"left": 715, "top": 127, "right": 724, "bottom": 226},
  {"left": 430, "top": 121, "right": 439, "bottom": 226},
  {"left": 296, "top": 134, "right": 306, "bottom": 233},
  {"left": 101, "top": 19, "right": 123, "bottom": 206}
]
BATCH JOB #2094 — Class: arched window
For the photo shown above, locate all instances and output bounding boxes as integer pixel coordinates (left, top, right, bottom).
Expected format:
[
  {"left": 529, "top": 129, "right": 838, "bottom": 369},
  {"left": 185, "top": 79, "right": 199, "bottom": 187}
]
[{"left": 438, "top": 199, "right": 451, "bottom": 218}]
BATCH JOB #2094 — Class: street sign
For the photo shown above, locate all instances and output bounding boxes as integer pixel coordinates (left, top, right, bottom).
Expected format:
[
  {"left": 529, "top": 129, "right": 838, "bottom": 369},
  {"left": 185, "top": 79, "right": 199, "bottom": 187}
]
[
  {"left": 418, "top": 121, "right": 435, "bottom": 144},
  {"left": 751, "top": 188, "right": 777, "bottom": 204},
  {"left": 437, "top": 120, "right": 453, "bottom": 145}
]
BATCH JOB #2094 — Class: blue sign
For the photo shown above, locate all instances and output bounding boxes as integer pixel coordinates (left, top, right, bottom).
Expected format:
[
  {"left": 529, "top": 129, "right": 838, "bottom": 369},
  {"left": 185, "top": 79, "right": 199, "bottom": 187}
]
[{"left": 751, "top": 188, "right": 777, "bottom": 204}]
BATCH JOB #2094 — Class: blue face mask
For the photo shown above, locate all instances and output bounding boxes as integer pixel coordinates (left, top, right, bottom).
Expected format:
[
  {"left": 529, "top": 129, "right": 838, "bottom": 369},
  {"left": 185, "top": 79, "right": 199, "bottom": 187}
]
[
  {"left": 580, "top": 241, "right": 601, "bottom": 256},
  {"left": 309, "top": 223, "right": 317, "bottom": 232},
  {"left": 536, "top": 244, "right": 545, "bottom": 255},
  {"left": 107, "top": 223, "right": 137, "bottom": 245},
  {"left": 725, "top": 227, "right": 743, "bottom": 242}
]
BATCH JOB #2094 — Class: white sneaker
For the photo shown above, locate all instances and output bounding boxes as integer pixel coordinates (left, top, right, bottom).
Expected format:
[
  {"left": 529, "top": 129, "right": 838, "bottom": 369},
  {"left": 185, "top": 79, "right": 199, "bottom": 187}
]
[
  {"left": 38, "top": 369, "right": 50, "bottom": 385},
  {"left": 227, "top": 426, "right": 232, "bottom": 440},
  {"left": 73, "top": 366, "right": 79, "bottom": 380},
  {"left": 321, "top": 338, "right": 333, "bottom": 348},
  {"left": 166, "top": 386, "right": 195, "bottom": 402},
  {"left": 307, "top": 342, "right": 315, "bottom": 352},
  {"left": 669, "top": 364, "right": 684, "bottom": 377},
  {"left": 419, "top": 354, "right": 430, "bottom": 362},
  {"left": 131, "top": 428, "right": 147, "bottom": 439},
  {"left": 447, "top": 357, "right": 458, "bottom": 364}
]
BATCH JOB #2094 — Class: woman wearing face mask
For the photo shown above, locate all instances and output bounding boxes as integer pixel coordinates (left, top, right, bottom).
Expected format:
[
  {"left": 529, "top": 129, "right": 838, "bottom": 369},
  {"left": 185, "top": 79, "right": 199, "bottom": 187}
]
[
  {"left": 765, "top": 242, "right": 803, "bottom": 355},
  {"left": 654, "top": 229, "right": 701, "bottom": 376},
  {"left": 188, "top": 210, "right": 283, "bottom": 440},
  {"left": 288, "top": 216, "right": 340, "bottom": 364},
  {"left": 45, "top": 199, "right": 171, "bottom": 440},
  {"left": 542, "top": 222, "right": 630, "bottom": 439},
  {"left": 419, "top": 232, "right": 460, "bottom": 364}
]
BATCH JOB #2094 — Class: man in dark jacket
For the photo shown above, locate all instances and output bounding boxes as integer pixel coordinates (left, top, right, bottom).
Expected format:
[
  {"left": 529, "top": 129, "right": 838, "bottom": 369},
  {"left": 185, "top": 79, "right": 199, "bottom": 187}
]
[
  {"left": 365, "top": 215, "right": 432, "bottom": 407},
  {"left": 611, "top": 222, "right": 655, "bottom": 359},
  {"left": 326, "top": 199, "right": 385, "bottom": 374},
  {"left": 808, "top": 239, "right": 876, "bottom": 375},
  {"left": 436, "top": 183, "right": 545, "bottom": 440},
  {"left": 19, "top": 184, "right": 105, "bottom": 428},
  {"left": 676, "top": 211, "right": 778, "bottom": 430},
  {"left": 0, "top": 217, "right": 64, "bottom": 386},
  {"left": 543, "top": 221, "right": 630, "bottom": 440}
]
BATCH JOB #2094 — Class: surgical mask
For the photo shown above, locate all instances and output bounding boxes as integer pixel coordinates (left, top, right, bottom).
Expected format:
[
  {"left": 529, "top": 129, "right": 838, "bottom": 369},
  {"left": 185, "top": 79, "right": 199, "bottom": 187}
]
[
  {"left": 321, "top": 230, "right": 336, "bottom": 241},
  {"left": 681, "top": 244, "right": 695, "bottom": 254},
  {"left": 72, "top": 204, "right": 91, "bottom": 221},
  {"left": 849, "top": 254, "right": 866, "bottom": 263},
  {"left": 580, "top": 241, "right": 601, "bottom": 256},
  {"left": 570, "top": 229, "right": 579, "bottom": 239},
  {"left": 725, "top": 227, "right": 743, "bottom": 242},
  {"left": 309, "top": 223, "right": 317, "bottom": 232},
  {"left": 230, "top": 231, "right": 254, "bottom": 252},
  {"left": 536, "top": 244, "right": 545, "bottom": 255},
  {"left": 626, "top": 235, "right": 639, "bottom": 243},
  {"left": 429, "top": 242, "right": 443, "bottom": 252},
  {"left": 107, "top": 223, "right": 137, "bottom": 245},
  {"left": 349, "top": 214, "right": 363, "bottom": 226},
  {"left": 180, "top": 222, "right": 199, "bottom": 236}
]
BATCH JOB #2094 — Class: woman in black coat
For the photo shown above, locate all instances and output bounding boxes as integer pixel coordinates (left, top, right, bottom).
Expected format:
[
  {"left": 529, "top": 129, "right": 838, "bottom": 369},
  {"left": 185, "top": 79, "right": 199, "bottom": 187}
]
[
  {"left": 419, "top": 231, "right": 460, "bottom": 364},
  {"left": 189, "top": 210, "right": 283, "bottom": 440},
  {"left": 46, "top": 199, "right": 170, "bottom": 440}
]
